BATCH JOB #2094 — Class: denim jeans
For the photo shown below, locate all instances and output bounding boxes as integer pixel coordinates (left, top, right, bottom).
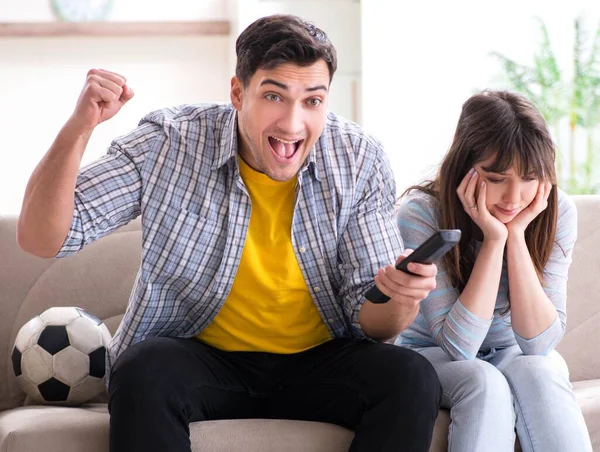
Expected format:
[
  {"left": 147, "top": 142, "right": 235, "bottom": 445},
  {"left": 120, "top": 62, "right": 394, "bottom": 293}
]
[
  {"left": 417, "top": 344, "right": 592, "bottom": 452},
  {"left": 108, "top": 337, "right": 442, "bottom": 452}
]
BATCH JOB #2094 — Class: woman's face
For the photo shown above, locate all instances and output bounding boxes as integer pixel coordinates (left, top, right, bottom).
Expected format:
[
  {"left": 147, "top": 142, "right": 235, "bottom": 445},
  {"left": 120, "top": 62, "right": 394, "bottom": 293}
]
[{"left": 473, "top": 155, "right": 541, "bottom": 224}]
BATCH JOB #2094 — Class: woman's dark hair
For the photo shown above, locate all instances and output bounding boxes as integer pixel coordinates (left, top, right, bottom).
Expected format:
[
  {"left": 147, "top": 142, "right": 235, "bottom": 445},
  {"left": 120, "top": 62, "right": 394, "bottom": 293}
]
[
  {"left": 405, "top": 90, "right": 558, "bottom": 292},
  {"left": 235, "top": 14, "right": 337, "bottom": 86}
]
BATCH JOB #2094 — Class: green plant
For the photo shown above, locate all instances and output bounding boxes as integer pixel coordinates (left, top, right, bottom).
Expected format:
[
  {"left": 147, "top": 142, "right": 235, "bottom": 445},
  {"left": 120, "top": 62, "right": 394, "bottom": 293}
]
[{"left": 490, "top": 16, "right": 600, "bottom": 194}]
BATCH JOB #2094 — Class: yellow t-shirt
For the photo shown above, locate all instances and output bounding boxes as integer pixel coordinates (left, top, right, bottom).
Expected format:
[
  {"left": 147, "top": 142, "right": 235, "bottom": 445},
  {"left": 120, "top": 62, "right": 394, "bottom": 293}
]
[{"left": 196, "top": 157, "right": 332, "bottom": 353}]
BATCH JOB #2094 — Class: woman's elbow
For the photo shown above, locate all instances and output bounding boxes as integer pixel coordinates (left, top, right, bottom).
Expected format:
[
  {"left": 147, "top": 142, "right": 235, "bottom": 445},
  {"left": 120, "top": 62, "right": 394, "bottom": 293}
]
[{"left": 439, "top": 341, "right": 478, "bottom": 361}]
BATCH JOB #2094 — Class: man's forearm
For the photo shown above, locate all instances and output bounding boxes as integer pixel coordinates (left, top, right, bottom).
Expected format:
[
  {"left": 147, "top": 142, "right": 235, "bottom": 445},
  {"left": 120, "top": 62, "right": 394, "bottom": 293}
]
[
  {"left": 358, "top": 300, "right": 419, "bottom": 342},
  {"left": 17, "top": 121, "right": 91, "bottom": 258}
]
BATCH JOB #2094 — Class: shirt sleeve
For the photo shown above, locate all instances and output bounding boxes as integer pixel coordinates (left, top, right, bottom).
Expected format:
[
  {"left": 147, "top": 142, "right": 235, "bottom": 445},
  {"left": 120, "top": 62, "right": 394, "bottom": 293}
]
[
  {"left": 55, "top": 121, "right": 159, "bottom": 258},
  {"left": 398, "top": 194, "right": 492, "bottom": 361},
  {"left": 336, "top": 138, "right": 403, "bottom": 338},
  {"left": 513, "top": 191, "right": 577, "bottom": 355}
]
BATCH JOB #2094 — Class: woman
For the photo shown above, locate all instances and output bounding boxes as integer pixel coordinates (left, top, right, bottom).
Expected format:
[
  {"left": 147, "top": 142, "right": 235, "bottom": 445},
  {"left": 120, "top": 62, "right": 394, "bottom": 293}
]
[{"left": 394, "top": 91, "right": 592, "bottom": 451}]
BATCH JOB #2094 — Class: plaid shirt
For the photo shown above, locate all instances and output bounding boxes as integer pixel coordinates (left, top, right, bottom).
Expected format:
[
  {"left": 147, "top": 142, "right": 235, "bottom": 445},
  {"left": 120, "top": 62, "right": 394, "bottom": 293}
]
[{"left": 56, "top": 103, "right": 403, "bottom": 377}]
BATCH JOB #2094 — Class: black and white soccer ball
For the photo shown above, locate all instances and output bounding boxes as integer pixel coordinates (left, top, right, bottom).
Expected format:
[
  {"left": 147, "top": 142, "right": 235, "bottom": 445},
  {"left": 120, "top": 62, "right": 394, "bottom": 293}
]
[{"left": 11, "top": 307, "right": 112, "bottom": 405}]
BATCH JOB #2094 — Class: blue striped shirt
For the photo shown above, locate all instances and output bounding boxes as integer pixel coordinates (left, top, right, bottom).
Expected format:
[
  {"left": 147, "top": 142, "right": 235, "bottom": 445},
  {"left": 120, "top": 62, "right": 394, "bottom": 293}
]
[
  {"left": 55, "top": 103, "right": 403, "bottom": 377},
  {"left": 395, "top": 189, "right": 577, "bottom": 360}
]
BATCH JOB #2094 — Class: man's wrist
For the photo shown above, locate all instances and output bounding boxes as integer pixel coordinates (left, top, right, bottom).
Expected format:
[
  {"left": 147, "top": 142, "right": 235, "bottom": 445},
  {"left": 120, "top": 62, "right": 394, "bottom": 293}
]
[
  {"left": 390, "top": 300, "right": 420, "bottom": 330},
  {"left": 359, "top": 299, "right": 419, "bottom": 339},
  {"left": 63, "top": 116, "right": 95, "bottom": 141}
]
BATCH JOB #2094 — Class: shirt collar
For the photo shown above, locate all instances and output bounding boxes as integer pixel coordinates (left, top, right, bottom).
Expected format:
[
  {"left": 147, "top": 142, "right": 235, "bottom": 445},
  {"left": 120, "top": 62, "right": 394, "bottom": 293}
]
[{"left": 211, "top": 105, "right": 238, "bottom": 170}]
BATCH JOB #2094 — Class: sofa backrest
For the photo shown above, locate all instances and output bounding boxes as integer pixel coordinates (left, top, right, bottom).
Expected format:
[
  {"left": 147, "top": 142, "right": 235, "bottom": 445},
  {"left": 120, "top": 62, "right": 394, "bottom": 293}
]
[
  {"left": 0, "top": 217, "right": 141, "bottom": 412},
  {"left": 1, "top": 195, "right": 599, "bottom": 411},
  {"left": 555, "top": 195, "right": 600, "bottom": 381}
]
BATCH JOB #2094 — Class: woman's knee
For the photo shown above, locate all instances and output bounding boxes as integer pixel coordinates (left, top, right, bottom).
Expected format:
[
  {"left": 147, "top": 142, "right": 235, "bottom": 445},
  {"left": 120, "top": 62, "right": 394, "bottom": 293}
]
[
  {"left": 499, "top": 352, "right": 571, "bottom": 390},
  {"left": 445, "top": 358, "right": 512, "bottom": 408}
]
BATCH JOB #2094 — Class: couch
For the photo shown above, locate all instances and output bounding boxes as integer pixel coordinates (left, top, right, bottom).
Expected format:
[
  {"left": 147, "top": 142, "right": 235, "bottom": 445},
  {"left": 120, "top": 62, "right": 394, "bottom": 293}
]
[{"left": 1, "top": 195, "right": 599, "bottom": 452}]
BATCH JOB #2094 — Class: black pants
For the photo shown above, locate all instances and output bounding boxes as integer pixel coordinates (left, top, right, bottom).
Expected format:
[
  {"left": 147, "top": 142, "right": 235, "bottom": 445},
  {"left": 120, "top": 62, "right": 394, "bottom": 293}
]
[{"left": 108, "top": 337, "right": 441, "bottom": 452}]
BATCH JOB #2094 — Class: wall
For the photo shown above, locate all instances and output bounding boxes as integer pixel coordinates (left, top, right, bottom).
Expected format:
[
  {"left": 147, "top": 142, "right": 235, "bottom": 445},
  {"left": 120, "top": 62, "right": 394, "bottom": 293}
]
[
  {"left": 0, "top": 1, "right": 231, "bottom": 214},
  {"left": 0, "top": 0, "right": 228, "bottom": 21},
  {"left": 361, "top": 0, "right": 600, "bottom": 193}
]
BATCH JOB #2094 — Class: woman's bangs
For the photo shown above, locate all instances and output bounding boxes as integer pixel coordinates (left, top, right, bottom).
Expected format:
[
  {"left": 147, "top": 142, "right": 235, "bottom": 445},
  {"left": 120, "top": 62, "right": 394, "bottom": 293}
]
[{"left": 481, "top": 142, "right": 550, "bottom": 180}]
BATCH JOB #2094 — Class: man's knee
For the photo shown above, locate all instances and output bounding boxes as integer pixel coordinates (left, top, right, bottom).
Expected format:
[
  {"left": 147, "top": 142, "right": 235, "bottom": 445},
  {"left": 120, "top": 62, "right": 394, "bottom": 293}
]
[
  {"left": 375, "top": 345, "right": 442, "bottom": 406},
  {"left": 110, "top": 337, "right": 185, "bottom": 396}
]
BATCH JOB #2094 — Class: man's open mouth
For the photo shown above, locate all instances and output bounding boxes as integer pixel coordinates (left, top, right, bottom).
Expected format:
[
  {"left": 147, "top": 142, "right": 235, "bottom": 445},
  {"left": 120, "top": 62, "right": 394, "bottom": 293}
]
[{"left": 268, "top": 136, "right": 304, "bottom": 162}]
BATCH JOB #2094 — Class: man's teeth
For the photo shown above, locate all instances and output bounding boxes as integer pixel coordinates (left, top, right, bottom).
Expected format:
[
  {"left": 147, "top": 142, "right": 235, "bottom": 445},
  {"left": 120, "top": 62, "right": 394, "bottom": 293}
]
[{"left": 272, "top": 136, "right": 299, "bottom": 144}]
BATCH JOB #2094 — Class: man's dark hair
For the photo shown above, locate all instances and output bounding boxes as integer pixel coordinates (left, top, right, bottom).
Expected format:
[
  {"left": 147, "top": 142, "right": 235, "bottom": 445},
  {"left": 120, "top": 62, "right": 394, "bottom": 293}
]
[{"left": 235, "top": 14, "right": 337, "bottom": 86}]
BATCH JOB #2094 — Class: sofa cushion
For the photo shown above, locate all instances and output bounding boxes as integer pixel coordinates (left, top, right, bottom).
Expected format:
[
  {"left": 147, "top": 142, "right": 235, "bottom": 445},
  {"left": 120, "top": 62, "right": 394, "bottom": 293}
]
[
  {"left": 3, "top": 387, "right": 598, "bottom": 452},
  {"left": 573, "top": 379, "right": 600, "bottom": 450},
  {"left": 0, "top": 404, "right": 109, "bottom": 452},
  {"left": 0, "top": 404, "right": 455, "bottom": 452},
  {"left": 0, "top": 404, "right": 353, "bottom": 452}
]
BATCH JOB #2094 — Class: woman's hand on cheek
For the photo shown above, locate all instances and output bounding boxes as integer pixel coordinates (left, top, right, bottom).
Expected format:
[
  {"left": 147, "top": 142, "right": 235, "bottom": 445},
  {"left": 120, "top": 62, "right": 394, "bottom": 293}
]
[
  {"left": 457, "top": 169, "right": 508, "bottom": 243},
  {"left": 506, "top": 181, "right": 552, "bottom": 236}
]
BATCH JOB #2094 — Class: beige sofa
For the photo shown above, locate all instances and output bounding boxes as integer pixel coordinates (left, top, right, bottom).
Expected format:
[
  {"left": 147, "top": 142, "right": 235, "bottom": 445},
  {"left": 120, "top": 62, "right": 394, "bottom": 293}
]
[{"left": 1, "top": 195, "right": 599, "bottom": 452}]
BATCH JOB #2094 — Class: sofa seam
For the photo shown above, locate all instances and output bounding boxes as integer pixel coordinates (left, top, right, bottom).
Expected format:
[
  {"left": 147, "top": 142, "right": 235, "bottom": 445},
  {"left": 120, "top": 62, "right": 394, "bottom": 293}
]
[{"left": 2, "top": 430, "right": 12, "bottom": 452}]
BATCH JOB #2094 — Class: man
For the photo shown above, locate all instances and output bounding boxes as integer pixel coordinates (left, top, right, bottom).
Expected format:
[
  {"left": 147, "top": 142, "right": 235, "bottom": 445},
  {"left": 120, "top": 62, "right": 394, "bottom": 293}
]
[{"left": 17, "top": 14, "right": 441, "bottom": 452}]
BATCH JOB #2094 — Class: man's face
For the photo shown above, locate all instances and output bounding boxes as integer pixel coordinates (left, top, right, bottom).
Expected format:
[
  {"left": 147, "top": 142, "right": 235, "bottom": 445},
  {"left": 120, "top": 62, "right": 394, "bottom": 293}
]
[
  {"left": 474, "top": 154, "right": 540, "bottom": 223},
  {"left": 230, "top": 60, "right": 330, "bottom": 182}
]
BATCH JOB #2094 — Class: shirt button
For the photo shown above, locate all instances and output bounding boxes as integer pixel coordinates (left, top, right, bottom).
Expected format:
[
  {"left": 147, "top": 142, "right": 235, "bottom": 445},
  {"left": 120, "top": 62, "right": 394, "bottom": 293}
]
[
  {"left": 299, "top": 246, "right": 306, "bottom": 253},
  {"left": 314, "top": 287, "right": 321, "bottom": 293}
]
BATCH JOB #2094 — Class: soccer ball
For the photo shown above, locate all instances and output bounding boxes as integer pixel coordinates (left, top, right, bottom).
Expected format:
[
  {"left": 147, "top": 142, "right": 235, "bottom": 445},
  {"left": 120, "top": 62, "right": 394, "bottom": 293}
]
[{"left": 11, "top": 307, "right": 112, "bottom": 405}]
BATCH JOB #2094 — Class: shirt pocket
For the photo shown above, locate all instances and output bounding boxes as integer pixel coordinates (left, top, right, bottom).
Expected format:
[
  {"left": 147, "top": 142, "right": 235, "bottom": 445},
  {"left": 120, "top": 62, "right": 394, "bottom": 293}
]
[{"left": 143, "top": 204, "right": 223, "bottom": 282}]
